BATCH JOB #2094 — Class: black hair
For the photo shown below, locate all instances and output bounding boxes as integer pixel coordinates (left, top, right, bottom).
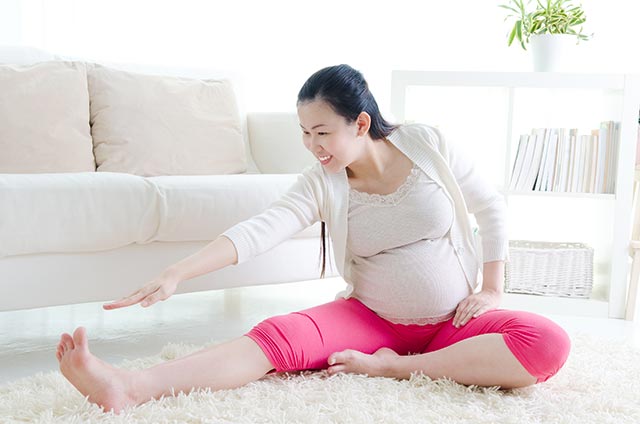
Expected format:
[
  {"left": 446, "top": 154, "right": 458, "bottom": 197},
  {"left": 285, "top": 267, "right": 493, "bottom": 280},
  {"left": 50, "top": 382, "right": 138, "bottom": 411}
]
[
  {"left": 297, "top": 64, "right": 397, "bottom": 140},
  {"left": 297, "top": 64, "right": 398, "bottom": 278}
]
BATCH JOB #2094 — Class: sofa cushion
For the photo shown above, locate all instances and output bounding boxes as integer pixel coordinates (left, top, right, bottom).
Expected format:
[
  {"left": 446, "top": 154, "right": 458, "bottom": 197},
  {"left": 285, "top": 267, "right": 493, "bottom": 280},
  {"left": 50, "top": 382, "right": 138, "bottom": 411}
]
[
  {"left": 88, "top": 63, "right": 246, "bottom": 177},
  {"left": 148, "top": 174, "right": 320, "bottom": 242},
  {"left": 0, "top": 172, "right": 318, "bottom": 258},
  {"left": 0, "top": 61, "right": 95, "bottom": 173},
  {"left": 0, "top": 172, "right": 159, "bottom": 257}
]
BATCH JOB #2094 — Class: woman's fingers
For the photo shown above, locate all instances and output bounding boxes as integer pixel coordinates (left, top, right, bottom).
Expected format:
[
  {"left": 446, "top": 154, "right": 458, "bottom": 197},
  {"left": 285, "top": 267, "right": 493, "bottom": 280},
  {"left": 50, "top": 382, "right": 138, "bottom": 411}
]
[
  {"left": 453, "top": 300, "right": 471, "bottom": 327},
  {"left": 459, "top": 303, "right": 491, "bottom": 327},
  {"left": 473, "top": 305, "right": 489, "bottom": 318},
  {"left": 461, "top": 307, "right": 478, "bottom": 326},
  {"left": 103, "top": 276, "right": 178, "bottom": 310},
  {"left": 140, "top": 292, "right": 160, "bottom": 307},
  {"left": 141, "top": 285, "right": 172, "bottom": 307},
  {"left": 453, "top": 291, "right": 500, "bottom": 328},
  {"left": 103, "top": 292, "right": 142, "bottom": 309},
  {"left": 454, "top": 302, "right": 479, "bottom": 327},
  {"left": 454, "top": 308, "right": 467, "bottom": 327},
  {"left": 103, "top": 285, "right": 157, "bottom": 310}
]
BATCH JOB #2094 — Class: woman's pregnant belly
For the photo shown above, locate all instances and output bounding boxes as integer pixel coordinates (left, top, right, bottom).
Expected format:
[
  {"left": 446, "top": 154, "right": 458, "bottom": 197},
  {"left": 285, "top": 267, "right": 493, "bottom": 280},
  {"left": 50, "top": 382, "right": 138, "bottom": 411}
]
[{"left": 349, "top": 238, "right": 471, "bottom": 324}]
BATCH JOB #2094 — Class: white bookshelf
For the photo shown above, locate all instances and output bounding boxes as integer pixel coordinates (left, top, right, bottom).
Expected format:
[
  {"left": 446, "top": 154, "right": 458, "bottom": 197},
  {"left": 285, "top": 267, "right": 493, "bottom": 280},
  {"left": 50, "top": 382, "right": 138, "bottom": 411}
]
[{"left": 390, "top": 71, "right": 640, "bottom": 319}]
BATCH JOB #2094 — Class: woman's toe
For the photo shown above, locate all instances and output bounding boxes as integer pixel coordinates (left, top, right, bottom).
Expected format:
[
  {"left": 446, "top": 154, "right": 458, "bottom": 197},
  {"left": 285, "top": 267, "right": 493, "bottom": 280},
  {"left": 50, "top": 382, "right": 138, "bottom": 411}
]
[
  {"left": 328, "top": 364, "right": 346, "bottom": 375},
  {"left": 329, "top": 349, "right": 356, "bottom": 366},
  {"left": 61, "top": 333, "right": 75, "bottom": 351},
  {"left": 57, "top": 340, "right": 66, "bottom": 355},
  {"left": 72, "top": 327, "right": 88, "bottom": 351}
]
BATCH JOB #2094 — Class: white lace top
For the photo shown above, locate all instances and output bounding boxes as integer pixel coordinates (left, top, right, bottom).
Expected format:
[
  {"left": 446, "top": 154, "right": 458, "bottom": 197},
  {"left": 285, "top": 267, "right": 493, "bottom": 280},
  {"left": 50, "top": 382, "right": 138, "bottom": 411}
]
[{"left": 347, "top": 163, "right": 471, "bottom": 325}]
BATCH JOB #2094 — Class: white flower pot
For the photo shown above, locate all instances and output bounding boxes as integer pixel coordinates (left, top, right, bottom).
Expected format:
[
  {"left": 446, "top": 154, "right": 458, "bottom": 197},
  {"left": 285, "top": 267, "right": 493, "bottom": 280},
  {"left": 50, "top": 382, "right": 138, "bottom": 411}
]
[{"left": 530, "top": 34, "right": 577, "bottom": 72}]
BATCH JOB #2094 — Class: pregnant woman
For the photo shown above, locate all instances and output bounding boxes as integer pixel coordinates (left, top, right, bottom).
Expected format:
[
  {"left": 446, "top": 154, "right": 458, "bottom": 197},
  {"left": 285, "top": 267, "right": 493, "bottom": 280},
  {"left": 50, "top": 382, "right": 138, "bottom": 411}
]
[{"left": 56, "top": 64, "right": 571, "bottom": 413}]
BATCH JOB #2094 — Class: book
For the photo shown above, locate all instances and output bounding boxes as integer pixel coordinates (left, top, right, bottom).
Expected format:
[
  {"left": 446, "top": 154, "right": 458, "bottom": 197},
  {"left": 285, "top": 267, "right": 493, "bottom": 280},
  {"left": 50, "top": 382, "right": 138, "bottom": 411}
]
[
  {"left": 607, "top": 122, "right": 621, "bottom": 193},
  {"left": 596, "top": 120, "right": 620, "bottom": 194},
  {"left": 598, "top": 121, "right": 611, "bottom": 193},
  {"left": 588, "top": 130, "right": 598, "bottom": 193},
  {"left": 523, "top": 128, "right": 547, "bottom": 191},
  {"left": 509, "top": 134, "right": 529, "bottom": 190},
  {"left": 578, "top": 134, "right": 590, "bottom": 193},
  {"left": 588, "top": 133, "right": 599, "bottom": 193},
  {"left": 542, "top": 129, "right": 559, "bottom": 191},
  {"left": 515, "top": 132, "right": 538, "bottom": 191},
  {"left": 552, "top": 128, "right": 568, "bottom": 192},
  {"left": 566, "top": 130, "right": 579, "bottom": 193},
  {"left": 509, "top": 123, "right": 620, "bottom": 194},
  {"left": 534, "top": 128, "right": 552, "bottom": 191}
]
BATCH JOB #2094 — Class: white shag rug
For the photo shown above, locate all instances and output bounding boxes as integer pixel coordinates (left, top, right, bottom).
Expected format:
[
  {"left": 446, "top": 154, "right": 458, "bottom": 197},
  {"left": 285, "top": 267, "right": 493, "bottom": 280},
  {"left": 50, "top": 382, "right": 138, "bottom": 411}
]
[{"left": 0, "top": 333, "right": 638, "bottom": 424}]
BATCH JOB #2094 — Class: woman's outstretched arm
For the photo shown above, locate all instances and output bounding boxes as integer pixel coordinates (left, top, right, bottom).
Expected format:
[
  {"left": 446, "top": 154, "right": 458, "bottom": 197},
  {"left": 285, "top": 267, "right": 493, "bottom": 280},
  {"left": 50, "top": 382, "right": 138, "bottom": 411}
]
[
  {"left": 103, "top": 235, "right": 238, "bottom": 309},
  {"left": 104, "top": 165, "right": 324, "bottom": 310}
]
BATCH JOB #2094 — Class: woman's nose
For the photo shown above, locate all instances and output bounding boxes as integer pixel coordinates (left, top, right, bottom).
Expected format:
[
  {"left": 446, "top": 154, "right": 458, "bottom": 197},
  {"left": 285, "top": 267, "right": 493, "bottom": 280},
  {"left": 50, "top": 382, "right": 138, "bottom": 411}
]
[{"left": 308, "top": 137, "right": 321, "bottom": 148}]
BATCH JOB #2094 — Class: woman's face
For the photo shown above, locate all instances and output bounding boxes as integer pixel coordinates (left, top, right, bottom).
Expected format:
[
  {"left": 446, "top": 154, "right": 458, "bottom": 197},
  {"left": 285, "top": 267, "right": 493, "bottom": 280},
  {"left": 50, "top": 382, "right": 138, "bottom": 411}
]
[{"left": 297, "top": 99, "right": 360, "bottom": 174}]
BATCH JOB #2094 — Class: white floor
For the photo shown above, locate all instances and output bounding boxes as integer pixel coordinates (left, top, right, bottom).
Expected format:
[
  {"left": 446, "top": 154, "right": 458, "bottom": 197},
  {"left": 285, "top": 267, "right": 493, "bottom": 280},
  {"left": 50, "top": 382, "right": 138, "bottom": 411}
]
[{"left": 1, "top": 277, "right": 639, "bottom": 385}]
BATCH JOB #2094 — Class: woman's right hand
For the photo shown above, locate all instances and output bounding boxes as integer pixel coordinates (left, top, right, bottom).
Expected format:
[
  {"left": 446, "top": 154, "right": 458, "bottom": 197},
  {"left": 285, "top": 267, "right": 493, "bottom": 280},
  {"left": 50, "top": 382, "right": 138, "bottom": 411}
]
[{"left": 103, "top": 269, "right": 181, "bottom": 310}]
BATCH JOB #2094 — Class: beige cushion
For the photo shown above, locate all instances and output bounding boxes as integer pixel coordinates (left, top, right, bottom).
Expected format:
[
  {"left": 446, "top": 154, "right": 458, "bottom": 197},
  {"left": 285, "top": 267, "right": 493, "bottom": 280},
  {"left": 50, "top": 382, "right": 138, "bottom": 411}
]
[
  {"left": 88, "top": 64, "right": 246, "bottom": 176},
  {"left": 0, "top": 61, "right": 95, "bottom": 173}
]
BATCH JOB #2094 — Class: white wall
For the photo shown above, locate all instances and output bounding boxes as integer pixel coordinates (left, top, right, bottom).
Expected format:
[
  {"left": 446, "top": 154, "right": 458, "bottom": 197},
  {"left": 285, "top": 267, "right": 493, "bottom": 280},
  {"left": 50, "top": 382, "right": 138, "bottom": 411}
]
[
  {"left": 0, "top": 0, "right": 22, "bottom": 45},
  {"left": 3, "top": 0, "right": 640, "bottom": 113}
]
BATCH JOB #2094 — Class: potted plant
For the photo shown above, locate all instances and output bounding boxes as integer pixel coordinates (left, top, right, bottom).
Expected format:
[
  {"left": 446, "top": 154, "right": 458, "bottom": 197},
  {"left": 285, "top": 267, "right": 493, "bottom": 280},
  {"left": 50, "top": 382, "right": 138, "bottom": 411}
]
[{"left": 500, "top": 0, "right": 592, "bottom": 71}]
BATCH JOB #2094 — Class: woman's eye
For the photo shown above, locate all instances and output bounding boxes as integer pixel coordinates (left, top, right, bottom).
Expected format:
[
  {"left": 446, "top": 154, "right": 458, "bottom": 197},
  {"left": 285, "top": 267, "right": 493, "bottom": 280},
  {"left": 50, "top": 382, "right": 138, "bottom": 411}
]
[{"left": 318, "top": 132, "right": 328, "bottom": 136}]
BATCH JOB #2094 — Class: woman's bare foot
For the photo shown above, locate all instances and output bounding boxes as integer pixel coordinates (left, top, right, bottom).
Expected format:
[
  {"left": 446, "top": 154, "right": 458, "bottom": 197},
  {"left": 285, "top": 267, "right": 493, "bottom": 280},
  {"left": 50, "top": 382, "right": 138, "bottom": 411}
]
[
  {"left": 56, "top": 327, "right": 146, "bottom": 413},
  {"left": 327, "top": 347, "right": 400, "bottom": 378}
]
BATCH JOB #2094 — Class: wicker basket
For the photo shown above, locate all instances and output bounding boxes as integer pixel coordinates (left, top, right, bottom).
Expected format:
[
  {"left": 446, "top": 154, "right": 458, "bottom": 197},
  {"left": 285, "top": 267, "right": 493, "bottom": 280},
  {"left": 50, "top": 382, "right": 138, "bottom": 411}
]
[{"left": 505, "top": 240, "right": 593, "bottom": 298}]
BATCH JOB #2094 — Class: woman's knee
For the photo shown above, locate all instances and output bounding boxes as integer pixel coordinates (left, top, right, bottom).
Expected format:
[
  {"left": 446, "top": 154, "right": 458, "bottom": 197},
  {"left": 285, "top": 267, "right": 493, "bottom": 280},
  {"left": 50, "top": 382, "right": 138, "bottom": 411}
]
[
  {"left": 246, "top": 312, "right": 327, "bottom": 372},
  {"left": 500, "top": 311, "right": 571, "bottom": 383}
]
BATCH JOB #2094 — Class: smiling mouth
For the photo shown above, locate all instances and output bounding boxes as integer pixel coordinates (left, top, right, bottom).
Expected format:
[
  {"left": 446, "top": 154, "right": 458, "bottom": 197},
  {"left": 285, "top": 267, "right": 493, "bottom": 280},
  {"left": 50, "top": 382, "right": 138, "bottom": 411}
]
[{"left": 318, "top": 155, "right": 332, "bottom": 164}]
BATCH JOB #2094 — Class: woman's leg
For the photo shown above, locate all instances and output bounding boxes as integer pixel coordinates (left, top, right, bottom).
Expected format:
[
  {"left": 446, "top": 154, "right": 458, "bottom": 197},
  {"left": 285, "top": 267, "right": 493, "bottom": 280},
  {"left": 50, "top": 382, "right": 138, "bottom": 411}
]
[
  {"left": 391, "top": 333, "right": 538, "bottom": 388},
  {"left": 329, "top": 309, "right": 571, "bottom": 389},
  {"left": 56, "top": 327, "right": 273, "bottom": 413},
  {"left": 57, "top": 297, "right": 413, "bottom": 414}
]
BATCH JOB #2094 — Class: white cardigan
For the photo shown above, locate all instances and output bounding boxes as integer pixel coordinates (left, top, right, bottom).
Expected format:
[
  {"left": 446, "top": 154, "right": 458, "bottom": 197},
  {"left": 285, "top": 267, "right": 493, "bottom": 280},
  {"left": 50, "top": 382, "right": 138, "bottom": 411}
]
[{"left": 222, "top": 123, "right": 508, "bottom": 295}]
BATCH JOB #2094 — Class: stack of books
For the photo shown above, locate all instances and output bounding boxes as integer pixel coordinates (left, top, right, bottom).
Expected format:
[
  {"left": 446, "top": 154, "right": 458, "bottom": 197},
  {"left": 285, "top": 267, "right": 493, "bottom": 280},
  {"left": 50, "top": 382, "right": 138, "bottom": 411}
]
[{"left": 509, "top": 121, "right": 620, "bottom": 194}]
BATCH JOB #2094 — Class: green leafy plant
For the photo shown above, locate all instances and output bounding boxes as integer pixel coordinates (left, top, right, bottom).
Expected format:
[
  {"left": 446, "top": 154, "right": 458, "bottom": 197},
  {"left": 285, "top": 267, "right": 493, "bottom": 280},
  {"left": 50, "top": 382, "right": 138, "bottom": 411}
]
[{"left": 500, "top": 0, "right": 592, "bottom": 50}]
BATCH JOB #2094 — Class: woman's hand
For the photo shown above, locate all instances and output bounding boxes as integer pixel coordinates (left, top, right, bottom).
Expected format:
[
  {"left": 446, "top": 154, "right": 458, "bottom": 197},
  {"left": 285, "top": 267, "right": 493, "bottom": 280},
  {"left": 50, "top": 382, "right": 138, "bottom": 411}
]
[
  {"left": 452, "top": 289, "right": 502, "bottom": 328},
  {"left": 103, "top": 269, "right": 181, "bottom": 310}
]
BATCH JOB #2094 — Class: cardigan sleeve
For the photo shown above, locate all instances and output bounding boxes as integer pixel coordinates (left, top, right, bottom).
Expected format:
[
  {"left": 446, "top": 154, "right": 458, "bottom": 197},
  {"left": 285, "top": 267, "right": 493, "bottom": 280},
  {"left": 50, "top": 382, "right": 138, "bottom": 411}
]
[
  {"left": 221, "top": 165, "right": 324, "bottom": 265},
  {"left": 431, "top": 126, "right": 509, "bottom": 263}
]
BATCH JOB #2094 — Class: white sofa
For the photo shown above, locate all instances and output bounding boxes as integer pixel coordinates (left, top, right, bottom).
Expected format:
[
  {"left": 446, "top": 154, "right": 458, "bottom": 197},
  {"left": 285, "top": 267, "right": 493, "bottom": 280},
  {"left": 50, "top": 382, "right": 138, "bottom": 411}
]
[{"left": 0, "top": 48, "right": 338, "bottom": 311}]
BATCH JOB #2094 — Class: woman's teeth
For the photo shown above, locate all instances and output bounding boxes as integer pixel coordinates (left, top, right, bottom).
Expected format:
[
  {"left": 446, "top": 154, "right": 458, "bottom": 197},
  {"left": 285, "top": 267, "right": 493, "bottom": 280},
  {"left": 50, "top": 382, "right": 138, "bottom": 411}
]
[{"left": 319, "top": 155, "right": 332, "bottom": 164}]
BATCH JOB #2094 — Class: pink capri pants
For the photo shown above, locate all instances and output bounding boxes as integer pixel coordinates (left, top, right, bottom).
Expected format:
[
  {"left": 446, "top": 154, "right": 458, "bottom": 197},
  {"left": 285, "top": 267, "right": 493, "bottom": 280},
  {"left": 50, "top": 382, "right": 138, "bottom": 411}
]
[{"left": 246, "top": 298, "right": 571, "bottom": 384}]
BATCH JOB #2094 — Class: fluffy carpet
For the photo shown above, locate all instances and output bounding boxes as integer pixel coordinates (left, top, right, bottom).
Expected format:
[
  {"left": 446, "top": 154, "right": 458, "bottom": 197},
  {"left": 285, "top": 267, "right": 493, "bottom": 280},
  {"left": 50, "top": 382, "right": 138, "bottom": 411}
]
[{"left": 0, "top": 333, "right": 638, "bottom": 423}]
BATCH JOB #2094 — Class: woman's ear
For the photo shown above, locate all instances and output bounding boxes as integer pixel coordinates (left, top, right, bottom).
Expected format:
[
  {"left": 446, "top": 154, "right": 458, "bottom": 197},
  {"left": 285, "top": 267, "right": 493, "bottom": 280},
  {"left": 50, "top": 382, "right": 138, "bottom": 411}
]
[{"left": 356, "top": 112, "right": 371, "bottom": 137}]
